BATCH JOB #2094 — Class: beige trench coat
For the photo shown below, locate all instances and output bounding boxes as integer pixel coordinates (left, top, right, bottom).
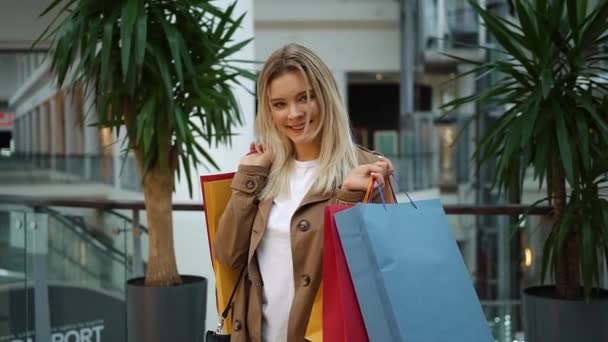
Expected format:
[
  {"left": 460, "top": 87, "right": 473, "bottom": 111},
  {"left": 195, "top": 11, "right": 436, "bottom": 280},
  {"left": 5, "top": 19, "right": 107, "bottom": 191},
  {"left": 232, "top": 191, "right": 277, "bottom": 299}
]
[{"left": 214, "top": 147, "right": 394, "bottom": 342}]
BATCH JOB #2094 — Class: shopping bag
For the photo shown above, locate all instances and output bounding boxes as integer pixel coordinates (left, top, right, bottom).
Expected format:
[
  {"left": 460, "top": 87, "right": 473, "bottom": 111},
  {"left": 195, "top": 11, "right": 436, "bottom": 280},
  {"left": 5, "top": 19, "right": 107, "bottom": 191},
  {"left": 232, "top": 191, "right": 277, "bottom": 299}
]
[
  {"left": 334, "top": 199, "right": 493, "bottom": 342},
  {"left": 322, "top": 205, "right": 368, "bottom": 342},
  {"left": 200, "top": 173, "right": 238, "bottom": 334}
]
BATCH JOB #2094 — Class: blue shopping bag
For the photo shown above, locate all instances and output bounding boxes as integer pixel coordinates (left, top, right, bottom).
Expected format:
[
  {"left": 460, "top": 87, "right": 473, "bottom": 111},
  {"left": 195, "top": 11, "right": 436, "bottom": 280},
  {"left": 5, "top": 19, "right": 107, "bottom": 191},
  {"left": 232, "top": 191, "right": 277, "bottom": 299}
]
[{"left": 334, "top": 198, "right": 493, "bottom": 342}]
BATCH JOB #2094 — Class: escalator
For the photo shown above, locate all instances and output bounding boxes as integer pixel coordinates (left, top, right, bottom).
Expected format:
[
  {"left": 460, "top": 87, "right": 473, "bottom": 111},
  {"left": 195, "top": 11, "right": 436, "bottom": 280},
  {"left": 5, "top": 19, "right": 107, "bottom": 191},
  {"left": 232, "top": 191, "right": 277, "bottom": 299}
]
[{"left": 0, "top": 204, "right": 147, "bottom": 342}]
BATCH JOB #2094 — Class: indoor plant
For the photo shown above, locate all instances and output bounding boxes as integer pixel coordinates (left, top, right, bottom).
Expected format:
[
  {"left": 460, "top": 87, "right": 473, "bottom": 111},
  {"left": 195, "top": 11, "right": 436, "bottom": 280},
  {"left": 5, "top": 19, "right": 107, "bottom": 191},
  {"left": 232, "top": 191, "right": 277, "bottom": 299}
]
[
  {"left": 37, "top": 0, "right": 253, "bottom": 340},
  {"left": 444, "top": 0, "right": 608, "bottom": 340}
]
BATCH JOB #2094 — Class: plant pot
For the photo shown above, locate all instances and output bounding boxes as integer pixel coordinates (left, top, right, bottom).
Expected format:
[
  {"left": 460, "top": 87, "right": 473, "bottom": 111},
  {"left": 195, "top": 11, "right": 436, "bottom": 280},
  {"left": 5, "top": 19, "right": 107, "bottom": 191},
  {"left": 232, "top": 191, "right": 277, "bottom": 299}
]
[
  {"left": 523, "top": 285, "right": 608, "bottom": 342},
  {"left": 127, "top": 275, "right": 207, "bottom": 342}
]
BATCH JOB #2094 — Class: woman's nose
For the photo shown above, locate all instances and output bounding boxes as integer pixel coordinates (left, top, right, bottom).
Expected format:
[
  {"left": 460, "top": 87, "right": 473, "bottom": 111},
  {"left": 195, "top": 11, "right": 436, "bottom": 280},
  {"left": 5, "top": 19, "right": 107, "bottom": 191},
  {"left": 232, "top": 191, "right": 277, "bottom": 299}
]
[{"left": 288, "top": 103, "right": 304, "bottom": 119}]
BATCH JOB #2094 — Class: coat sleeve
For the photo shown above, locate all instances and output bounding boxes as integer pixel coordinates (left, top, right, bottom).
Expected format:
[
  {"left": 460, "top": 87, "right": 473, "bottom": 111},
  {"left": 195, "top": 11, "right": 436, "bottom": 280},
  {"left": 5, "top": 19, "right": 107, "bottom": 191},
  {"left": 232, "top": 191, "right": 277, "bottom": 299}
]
[{"left": 213, "top": 164, "right": 269, "bottom": 270}]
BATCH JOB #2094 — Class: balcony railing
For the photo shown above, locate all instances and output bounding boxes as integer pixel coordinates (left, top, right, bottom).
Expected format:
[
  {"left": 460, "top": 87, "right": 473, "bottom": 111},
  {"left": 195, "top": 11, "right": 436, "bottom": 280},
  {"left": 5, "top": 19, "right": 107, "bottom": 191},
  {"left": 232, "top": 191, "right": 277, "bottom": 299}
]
[
  {"left": 424, "top": 2, "right": 481, "bottom": 50},
  {"left": 0, "top": 153, "right": 142, "bottom": 191},
  {"left": 0, "top": 195, "right": 567, "bottom": 342}
]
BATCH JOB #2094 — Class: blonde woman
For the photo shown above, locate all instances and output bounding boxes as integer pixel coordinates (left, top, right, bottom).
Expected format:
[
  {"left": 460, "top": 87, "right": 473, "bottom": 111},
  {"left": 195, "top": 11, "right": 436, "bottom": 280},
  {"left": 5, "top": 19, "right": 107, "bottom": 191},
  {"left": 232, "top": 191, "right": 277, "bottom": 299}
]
[{"left": 214, "top": 44, "right": 395, "bottom": 342}]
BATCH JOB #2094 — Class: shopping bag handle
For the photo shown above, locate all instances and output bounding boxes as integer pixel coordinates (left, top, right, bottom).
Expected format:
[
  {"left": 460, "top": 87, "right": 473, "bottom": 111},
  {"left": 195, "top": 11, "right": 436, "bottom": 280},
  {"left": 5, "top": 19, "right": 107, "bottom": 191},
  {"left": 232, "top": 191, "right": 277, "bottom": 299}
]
[{"left": 363, "top": 178, "right": 418, "bottom": 209}]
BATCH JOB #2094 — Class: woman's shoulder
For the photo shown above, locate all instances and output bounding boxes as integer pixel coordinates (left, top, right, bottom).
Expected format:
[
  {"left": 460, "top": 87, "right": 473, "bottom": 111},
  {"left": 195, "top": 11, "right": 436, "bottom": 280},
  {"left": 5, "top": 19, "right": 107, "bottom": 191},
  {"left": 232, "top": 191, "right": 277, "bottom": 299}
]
[{"left": 355, "top": 145, "right": 383, "bottom": 165}]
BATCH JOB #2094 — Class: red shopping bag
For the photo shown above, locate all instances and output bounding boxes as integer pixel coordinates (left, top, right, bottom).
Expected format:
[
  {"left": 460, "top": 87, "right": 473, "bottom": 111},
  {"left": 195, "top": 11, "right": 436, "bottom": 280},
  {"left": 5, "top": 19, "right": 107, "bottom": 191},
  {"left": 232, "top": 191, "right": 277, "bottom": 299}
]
[{"left": 322, "top": 205, "right": 369, "bottom": 342}]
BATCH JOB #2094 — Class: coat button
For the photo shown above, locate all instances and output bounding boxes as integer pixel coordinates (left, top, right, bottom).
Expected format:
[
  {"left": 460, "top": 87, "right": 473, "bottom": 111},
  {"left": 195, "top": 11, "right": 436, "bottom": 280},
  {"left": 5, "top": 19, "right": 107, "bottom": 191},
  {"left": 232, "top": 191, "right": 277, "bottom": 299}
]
[
  {"left": 297, "top": 220, "right": 310, "bottom": 232},
  {"left": 245, "top": 180, "right": 255, "bottom": 190},
  {"left": 233, "top": 320, "right": 242, "bottom": 331},
  {"left": 301, "top": 274, "right": 311, "bottom": 287}
]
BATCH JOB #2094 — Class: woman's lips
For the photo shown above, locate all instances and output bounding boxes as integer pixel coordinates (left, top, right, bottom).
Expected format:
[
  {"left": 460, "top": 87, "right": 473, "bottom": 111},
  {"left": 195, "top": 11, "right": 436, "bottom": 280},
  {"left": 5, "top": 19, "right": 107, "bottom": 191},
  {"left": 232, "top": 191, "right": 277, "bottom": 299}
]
[{"left": 288, "top": 121, "right": 313, "bottom": 131}]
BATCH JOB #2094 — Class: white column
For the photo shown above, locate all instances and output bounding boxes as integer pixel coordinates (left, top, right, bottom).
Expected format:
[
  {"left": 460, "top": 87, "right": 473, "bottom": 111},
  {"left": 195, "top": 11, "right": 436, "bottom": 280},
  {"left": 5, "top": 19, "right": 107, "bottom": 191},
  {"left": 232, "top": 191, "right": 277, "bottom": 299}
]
[
  {"left": 44, "top": 101, "right": 56, "bottom": 156},
  {"left": 82, "top": 85, "right": 100, "bottom": 180},
  {"left": 437, "top": 0, "right": 446, "bottom": 50},
  {"left": 113, "top": 127, "right": 127, "bottom": 189},
  {"left": 332, "top": 70, "right": 348, "bottom": 108},
  {"left": 83, "top": 87, "right": 100, "bottom": 155},
  {"left": 71, "top": 86, "right": 85, "bottom": 155},
  {"left": 51, "top": 95, "right": 66, "bottom": 155},
  {"left": 457, "top": 64, "right": 476, "bottom": 116},
  {"left": 39, "top": 106, "right": 49, "bottom": 154},
  {"left": 24, "top": 114, "right": 29, "bottom": 153},
  {"left": 64, "top": 91, "right": 75, "bottom": 155},
  {"left": 14, "top": 118, "right": 20, "bottom": 153},
  {"left": 33, "top": 109, "right": 40, "bottom": 154}
]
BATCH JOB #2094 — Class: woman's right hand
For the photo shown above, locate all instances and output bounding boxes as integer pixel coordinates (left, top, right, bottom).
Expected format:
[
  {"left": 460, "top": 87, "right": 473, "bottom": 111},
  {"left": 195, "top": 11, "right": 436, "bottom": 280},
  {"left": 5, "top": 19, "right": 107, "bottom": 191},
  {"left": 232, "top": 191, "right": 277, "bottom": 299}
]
[
  {"left": 239, "top": 143, "right": 272, "bottom": 168},
  {"left": 341, "top": 156, "right": 393, "bottom": 192}
]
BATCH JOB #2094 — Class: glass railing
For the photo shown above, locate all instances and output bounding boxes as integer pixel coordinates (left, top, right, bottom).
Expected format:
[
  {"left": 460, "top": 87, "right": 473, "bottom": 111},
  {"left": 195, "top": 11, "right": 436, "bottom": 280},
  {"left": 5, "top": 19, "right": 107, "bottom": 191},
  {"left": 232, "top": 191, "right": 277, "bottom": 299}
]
[
  {"left": 0, "top": 153, "right": 142, "bottom": 191},
  {"left": 1, "top": 196, "right": 603, "bottom": 342},
  {"left": 0, "top": 203, "right": 134, "bottom": 341},
  {"left": 0, "top": 154, "right": 114, "bottom": 185}
]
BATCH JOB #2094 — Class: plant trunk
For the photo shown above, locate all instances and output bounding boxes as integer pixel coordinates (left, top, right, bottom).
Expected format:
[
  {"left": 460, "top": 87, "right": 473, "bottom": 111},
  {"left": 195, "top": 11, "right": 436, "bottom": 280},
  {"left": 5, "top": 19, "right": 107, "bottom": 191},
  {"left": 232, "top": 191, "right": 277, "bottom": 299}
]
[
  {"left": 552, "top": 155, "right": 580, "bottom": 299},
  {"left": 141, "top": 161, "right": 182, "bottom": 286},
  {"left": 123, "top": 103, "right": 181, "bottom": 287}
]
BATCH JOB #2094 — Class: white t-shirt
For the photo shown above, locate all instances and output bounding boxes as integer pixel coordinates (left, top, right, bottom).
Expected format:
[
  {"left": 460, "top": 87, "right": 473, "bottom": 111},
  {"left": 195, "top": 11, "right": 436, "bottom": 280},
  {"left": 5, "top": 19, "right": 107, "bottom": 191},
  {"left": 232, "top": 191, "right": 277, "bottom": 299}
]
[{"left": 256, "top": 159, "right": 319, "bottom": 342}]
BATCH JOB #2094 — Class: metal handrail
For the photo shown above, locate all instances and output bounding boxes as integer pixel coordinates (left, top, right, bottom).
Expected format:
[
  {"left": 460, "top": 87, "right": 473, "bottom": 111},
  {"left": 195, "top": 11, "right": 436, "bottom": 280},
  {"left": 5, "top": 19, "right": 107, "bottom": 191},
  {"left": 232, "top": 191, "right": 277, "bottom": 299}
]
[
  {"left": 0, "top": 195, "right": 553, "bottom": 216},
  {"left": 106, "top": 210, "right": 149, "bottom": 234},
  {"left": 37, "top": 206, "right": 127, "bottom": 264}
]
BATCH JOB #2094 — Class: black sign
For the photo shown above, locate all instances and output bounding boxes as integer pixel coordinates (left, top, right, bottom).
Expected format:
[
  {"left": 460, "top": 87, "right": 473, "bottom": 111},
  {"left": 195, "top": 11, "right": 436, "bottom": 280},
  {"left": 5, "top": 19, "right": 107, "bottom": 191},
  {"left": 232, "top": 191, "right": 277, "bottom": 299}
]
[{"left": 0, "top": 284, "right": 126, "bottom": 342}]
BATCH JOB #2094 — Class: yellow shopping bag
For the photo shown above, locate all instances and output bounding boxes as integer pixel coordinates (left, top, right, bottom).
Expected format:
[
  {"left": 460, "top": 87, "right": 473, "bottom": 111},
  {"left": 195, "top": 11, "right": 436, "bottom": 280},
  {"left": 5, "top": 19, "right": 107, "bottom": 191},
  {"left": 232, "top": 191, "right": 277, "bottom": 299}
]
[
  {"left": 201, "top": 172, "right": 323, "bottom": 340},
  {"left": 200, "top": 173, "right": 239, "bottom": 334}
]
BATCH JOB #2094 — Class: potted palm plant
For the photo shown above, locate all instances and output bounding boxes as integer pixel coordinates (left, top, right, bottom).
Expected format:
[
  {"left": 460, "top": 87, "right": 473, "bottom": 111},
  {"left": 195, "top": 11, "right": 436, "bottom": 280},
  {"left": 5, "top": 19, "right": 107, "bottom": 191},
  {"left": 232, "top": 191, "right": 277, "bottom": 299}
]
[
  {"left": 37, "top": 0, "right": 253, "bottom": 341},
  {"left": 444, "top": 0, "right": 608, "bottom": 340}
]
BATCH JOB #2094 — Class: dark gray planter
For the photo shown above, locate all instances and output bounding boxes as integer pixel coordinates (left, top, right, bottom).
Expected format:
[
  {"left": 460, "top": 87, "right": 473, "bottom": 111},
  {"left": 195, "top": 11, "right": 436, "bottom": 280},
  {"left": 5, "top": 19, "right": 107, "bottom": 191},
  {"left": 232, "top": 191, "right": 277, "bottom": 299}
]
[
  {"left": 127, "top": 275, "right": 207, "bottom": 342},
  {"left": 523, "top": 285, "right": 608, "bottom": 342}
]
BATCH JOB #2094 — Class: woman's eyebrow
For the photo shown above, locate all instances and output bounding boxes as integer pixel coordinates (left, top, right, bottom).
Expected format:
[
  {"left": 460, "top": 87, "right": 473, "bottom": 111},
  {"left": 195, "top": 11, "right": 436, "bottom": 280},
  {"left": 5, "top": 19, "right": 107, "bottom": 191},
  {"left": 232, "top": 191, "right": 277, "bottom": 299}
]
[
  {"left": 270, "top": 89, "right": 314, "bottom": 102},
  {"left": 296, "top": 89, "right": 315, "bottom": 96}
]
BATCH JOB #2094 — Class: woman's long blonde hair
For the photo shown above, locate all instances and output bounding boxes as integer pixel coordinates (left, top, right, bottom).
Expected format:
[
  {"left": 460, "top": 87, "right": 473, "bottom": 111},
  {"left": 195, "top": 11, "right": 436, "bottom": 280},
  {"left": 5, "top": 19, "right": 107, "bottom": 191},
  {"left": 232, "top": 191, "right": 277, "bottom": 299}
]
[{"left": 256, "top": 44, "right": 358, "bottom": 199}]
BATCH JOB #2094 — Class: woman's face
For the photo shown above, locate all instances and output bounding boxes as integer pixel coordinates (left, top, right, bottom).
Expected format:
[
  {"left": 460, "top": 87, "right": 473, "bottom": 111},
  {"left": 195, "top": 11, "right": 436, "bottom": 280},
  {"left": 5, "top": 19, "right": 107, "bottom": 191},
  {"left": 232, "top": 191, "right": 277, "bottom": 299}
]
[{"left": 268, "top": 71, "right": 321, "bottom": 153}]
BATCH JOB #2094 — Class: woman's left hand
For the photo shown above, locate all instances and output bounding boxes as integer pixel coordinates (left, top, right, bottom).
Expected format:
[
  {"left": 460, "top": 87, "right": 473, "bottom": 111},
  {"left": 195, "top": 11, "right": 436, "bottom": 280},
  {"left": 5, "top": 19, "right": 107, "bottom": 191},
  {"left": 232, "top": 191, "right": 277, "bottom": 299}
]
[{"left": 341, "top": 156, "right": 394, "bottom": 192}]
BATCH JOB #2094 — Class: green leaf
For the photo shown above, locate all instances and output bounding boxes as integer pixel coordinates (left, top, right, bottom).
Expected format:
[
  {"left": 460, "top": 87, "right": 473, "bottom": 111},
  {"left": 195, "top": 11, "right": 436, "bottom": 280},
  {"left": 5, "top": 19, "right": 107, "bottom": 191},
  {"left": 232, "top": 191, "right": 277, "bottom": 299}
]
[
  {"left": 39, "top": 0, "right": 72, "bottom": 17},
  {"left": 576, "top": 93, "right": 608, "bottom": 141},
  {"left": 556, "top": 202, "right": 574, "bottom": 250},
  {"left": 521, "top": 93, "right": 540, "bottom": 148},
  {"left": 575, "top": 114, "right": 591, "bottom": 174},
  {"left": 438, "top": 52, "right": 485, "bottom": 66},
  {"left": 221, "top": 9, "right": 245, "bottom": 45},
  {"left": 567, "top": 0, "right": 579, "bottom": 37},
  {"left": 32, "top": 0, "right": 78, "bottom": 49},
  {"left": 577, "top": 1, "right": 608, "bottom": 52},
  {"left": 174, "top": 107, "right": 189, "bottom": 143},
  {"left": 157, "top": 10, "right": 185, "bottom": 87},
  {"left": 468, "top": 0, "right": 535, "bottom": 75},
  {"left": 146, "top": 44, "right": 174, "bottom": 106},
  {"left": 100, "top": 20, "right": 115, "bottom": 88},
  {"left": 515, "top": 0, "right": 540, "bottom": 54},
  {"left": 217, "top": 38, "right": 253, "bottom": 60},
  {"left": 134, "top": 7, "right": 148, "bottom": 78},
  {"left": 555, "top": 106, "right": 575, "bottom": 185},
  {"left": 120, "top": 0, "right": 138, "bottom": 81},
  {"left": 549, "top": 0, "right": 565, "bottom": 29},
  {"left": 540, "top": 67, "right": 554, "bottom": 99},
  {"left": 541, "top": 229, "right": 556, "bottom": 284},
  {"left": 181, "top": 154, "right": 193, "bottom": 196},
  {"left": 535, "top": 0, "right": 547, "bottom": 14}
]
